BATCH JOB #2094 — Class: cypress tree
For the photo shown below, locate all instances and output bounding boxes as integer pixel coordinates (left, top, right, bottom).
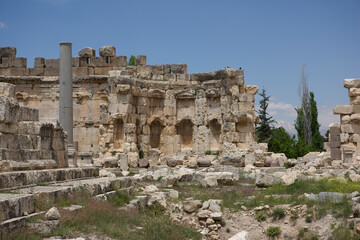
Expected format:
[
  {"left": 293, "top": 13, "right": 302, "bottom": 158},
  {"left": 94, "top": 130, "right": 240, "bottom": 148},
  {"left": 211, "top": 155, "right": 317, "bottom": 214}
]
[{"left": 256, "top": 88, "right": 275, "bottom": 143}]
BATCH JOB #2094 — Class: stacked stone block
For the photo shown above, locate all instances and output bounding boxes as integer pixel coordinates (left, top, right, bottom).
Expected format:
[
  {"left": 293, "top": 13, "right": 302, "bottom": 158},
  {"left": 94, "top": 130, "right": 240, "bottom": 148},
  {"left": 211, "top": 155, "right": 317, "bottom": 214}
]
[
  {"left": 0, "top": 82, "right": 67, "bottom": 171},
  {"left": 332, "top": 78, "right": 360, "bottom": 162}
]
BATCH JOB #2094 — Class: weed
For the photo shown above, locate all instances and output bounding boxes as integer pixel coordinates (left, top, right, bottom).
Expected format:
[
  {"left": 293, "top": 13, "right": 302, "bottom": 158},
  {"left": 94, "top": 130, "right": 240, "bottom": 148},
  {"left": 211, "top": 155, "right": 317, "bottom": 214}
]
[
  {"left": 305, "top": 215, "right": 312, "bottom": 223},
  {"left": 272, "top": 207, "right": 285, "bottom": 220},
  {"left": 139, "top": 149, "right": 144, "bottom": 159},
  {"left": 157, "top": 176, "right": 163, "bottom": 181},
  {"left": 256, "top": 213, "right": 267, "bottom": 222},
  {"left": 108, "top": 191, "right": 132, "bottom": 206},
  {"left": 266, "top": 226, "right": 282, "bottom": 238},
  {"left": 284, "top": 162, "right": 295, "bottom": 169},
  {"left": 205, "top": 150, "right": 212, "bottom": 155},
  {"left": 226, "top": 228, "right": 231, "bottom": 233},
  {"left": 332, "top": 222, "right": 360, "bottom": 240}
]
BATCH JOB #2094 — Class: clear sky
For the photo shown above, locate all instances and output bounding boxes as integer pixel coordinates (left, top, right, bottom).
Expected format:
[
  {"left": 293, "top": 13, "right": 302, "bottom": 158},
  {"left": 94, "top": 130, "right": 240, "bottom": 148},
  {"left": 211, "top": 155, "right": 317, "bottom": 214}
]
[{"left": 1, "top": 0, "right": 359, "bottom": 133}]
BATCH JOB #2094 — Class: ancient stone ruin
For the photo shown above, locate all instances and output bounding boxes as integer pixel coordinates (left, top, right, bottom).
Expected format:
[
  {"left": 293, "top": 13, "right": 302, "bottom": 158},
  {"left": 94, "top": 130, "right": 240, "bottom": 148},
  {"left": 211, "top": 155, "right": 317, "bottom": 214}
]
[
  {"left": 0, "top": 45, "right": 262, "bottom": 170},
  {"left": 330, "top": 79, "right": 360, "bottom": 163}
]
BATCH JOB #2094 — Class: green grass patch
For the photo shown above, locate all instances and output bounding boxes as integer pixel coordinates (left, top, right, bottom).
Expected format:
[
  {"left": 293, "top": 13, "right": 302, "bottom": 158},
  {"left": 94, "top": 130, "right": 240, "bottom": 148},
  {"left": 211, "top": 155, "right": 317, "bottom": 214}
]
[{"left": 16, "top": 199, "right": 201, "bottom": 240}]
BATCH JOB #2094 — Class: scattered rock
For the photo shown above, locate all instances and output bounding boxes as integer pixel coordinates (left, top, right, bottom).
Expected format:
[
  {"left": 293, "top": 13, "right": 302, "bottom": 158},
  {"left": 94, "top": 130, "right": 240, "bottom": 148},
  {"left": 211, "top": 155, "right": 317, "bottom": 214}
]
[
  {"left": 197, "top": 158, "right": 212, "bottom": 167},
  {"left": 63, "top": 205, "right": 83, "bottom": 211},
  {"left": 99, "top": 169, "right": 116, "bottom": 178},
  {"left": 183, "top": 200, "right": 202, "bottom": 213},
  {"left": 228, "top": 231, "right": 249, "bottom": 240},
  {"left": 45, "top": 207, "right": 61, "bottom": 220},
  {"left": 167, "top": 158, "right": 177, "bottom": 167},
  {"left": 139, "top": 157, "right": 149, "bottom": 168},
  {"left": 144, "top": 185, "right": 158, "bottom": 193}
]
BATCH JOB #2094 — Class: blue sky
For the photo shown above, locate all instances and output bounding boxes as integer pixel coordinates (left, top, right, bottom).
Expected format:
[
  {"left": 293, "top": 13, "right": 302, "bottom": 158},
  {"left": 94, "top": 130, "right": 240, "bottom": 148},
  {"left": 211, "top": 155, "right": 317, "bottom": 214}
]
[{"left": 1, "top": 0, "right": 359, "bottom": 133}]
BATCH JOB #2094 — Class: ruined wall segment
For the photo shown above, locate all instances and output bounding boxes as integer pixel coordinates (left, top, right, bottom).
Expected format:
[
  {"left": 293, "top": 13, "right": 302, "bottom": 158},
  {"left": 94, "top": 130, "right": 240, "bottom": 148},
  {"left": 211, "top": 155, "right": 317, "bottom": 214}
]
[
  {"left": 0, "top": 46, "right": 260, "bottom": 168},
  {"left": 0, "top": 82, "right": 67, "bottom": 171},
  {"left": 332, "top": 78, "right": 360, "bottom": 163}
]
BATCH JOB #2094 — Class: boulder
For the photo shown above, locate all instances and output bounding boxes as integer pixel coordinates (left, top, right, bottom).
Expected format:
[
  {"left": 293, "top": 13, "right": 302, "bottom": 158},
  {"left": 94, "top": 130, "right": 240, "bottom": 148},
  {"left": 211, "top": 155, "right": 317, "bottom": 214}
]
[
  {"left": 45, "top": 207, "right": 61, "bottom": 220},
  {"left": 197, "top": 157, "right": 211, "bottom": 167},
  {"left": 147, "top": 192, "right": 167, "bottom": 210},
  {"left": 78, "top": 47, "right": 95, "bottom": 58},
  {"left": 318, "top": 192, "right": 344, "bottom": 203},
  {"left": 350, "top": 173, "right": 360, "bottom": 182},
  {"left": 183, "top": 200, "right": 202, "bottom": 213},
  {"left": 139, "top": 157, "right": 149, "bottom": 168},
  {"left": 353, "top": 204, "right": 360, "bottom": 217},
  {"left": 103, "top": 157, "right": 118, "bottom": 168},
  {"left": 210, "top": 212, "right": 222, "bottom": 220},
  {"left": 228, "top": 231, "right": 250, "bottom": 240},
  {"left": 201, "top": 176, "right": 218, "bottom": 187},
  {"left": 144, "top": 185, "right": 158, "bottom": 193},
  {"left": 255, "top": 173, "right": 282, "bottom": 187},
  {"left": 99, "top": 45, "right": 116, "bottom": 57},
  {"left": 167, "top": 158, "right": 177, "bottom": 167},
  {"left": 99, "top": 169, "right": 116, "bottom": 178}
]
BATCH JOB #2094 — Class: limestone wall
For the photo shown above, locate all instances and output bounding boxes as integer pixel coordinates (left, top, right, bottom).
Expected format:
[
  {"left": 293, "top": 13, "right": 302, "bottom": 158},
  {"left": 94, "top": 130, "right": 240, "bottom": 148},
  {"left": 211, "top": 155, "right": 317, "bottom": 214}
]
[
  {"left": 0, "top": 82, "right": 67, "bottom": 171},
  {"left": 332, "top": 78, "right": 360, "bottom": 163},
  {"left": 0, "top": 46, "right": 259, "bottom": 167}
]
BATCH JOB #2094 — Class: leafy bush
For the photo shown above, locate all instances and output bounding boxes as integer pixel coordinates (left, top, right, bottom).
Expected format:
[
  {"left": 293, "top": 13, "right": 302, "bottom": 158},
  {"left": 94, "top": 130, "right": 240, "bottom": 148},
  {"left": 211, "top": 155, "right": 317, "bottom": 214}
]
[
  {"left": 266, "top": 226, "right": 282, "bottom": 238},
  {"left": 205, "top": 150, "right": 212, "bottom": 155},
  {"left": 272, "top": 207, "right": 285, "bottom": 220},
  {"left": 128, "top": 55, "right": 136, "bottom": 66}
]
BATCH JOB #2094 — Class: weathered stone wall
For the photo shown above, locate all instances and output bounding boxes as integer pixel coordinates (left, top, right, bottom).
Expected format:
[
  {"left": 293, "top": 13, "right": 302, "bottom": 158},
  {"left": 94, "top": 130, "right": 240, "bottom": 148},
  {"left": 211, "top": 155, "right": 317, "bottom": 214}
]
[
  {"left": 0, "top": 82, "right": 67, "bottom": 171},
  {"left": 0, "top": 46, "right": 260, "bottom": 168},
  {"left": 332, "top": 78, "right": 360, "bottom": 162}
]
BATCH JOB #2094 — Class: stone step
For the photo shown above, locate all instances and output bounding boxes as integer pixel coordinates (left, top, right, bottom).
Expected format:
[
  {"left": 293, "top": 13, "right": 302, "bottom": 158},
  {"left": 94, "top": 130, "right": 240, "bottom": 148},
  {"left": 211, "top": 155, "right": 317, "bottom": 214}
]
[
  {"left": 0, "top": 167, "right": 99, "bottom": 190},
  {"left": 0, "top": 193, "right": 34, "bottom": 221},
  {"left": 0, "top": 211, "right": 44, "bottom": 240},
  {"left": 0, "top": 176, "right": 135, "bottom": 238}
]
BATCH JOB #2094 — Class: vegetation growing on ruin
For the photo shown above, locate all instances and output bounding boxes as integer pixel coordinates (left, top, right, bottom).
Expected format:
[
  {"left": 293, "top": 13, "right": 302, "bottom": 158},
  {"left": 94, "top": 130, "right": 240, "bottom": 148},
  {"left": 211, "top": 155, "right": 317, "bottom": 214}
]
[{"left": 128, "top": 55, "right": 136, "bottom": 66}]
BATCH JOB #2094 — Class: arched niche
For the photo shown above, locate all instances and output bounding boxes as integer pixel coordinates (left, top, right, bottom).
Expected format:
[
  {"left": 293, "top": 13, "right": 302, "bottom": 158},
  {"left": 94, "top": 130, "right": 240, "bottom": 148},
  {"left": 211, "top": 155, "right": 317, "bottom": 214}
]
[
  {"left": 150, "top": 120, "right": 163, "bottom": 148},
  {"left": 208, "top": 119, "right": 221, "bottom": 150},
  {"left": 113, "top": 118, "right": 125, "bottom": 149},
  {"left": 176, "top": 119, "right": 193, "bottom": 149}
]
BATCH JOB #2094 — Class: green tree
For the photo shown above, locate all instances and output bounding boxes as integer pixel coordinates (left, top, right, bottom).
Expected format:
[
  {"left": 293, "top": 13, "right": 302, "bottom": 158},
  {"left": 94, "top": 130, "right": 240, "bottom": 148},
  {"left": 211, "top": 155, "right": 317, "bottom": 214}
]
[
  {"left": 128, "top": 55, "right": 136, "bottom": 66},
  {"left": 268, "top": 127, "right": 296, "bottom": 158},
  {"left": 256, "top": 88, "right": 276, "bottom": 143},
  {"left": 309, "top": 92, "right": 325, "bottom": 151}
]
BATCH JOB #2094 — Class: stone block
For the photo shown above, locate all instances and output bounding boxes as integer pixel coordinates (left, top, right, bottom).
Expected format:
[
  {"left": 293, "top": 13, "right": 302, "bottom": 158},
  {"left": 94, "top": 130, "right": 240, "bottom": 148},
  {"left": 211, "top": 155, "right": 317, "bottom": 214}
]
[
  {"left": 11, "top": 57, "right": 27, "bottom": 68},
  {"left": 124, "top": 123, "right": 136, "bottom": 133},
  {"left": 225, "top": 132, "right": 240, "bottom": 143},
  {"left": 79, "top": 57, "right": 89, "bottom": 67},
  {"left": 78, "top": 47, "right": 95, "bottom": 58},
  {"left": 331, "top": 139, "right": 341, "bottom": 148},
  {"left": 222, "top": 122, "right": 235, "bottom": 132},
  {"left": 170, "top": 64, "right": 187, "bottom": 74},
  {"left": 90, "top": 57, "right": 106, "bottom": 67},
  {"left": 72, "top": 57, "right": 80, "bottom": 67},
  {"left": 9, "top": 68, "right": 28, "bottom": 76},
  {"left": 0, "top": 57, "right": 10, "bottom": 68},
  {"left": 0, "top": 83, "right": 15, "bottom": 98},
  {"left": 349, "top": 88, "right": 360, "bottom": 97},
  {"left": 44, "top": 67, "right": 59, "bottom": 76},
  {"left": 334, "top": 105, "right": 353, "bottom": 115},
  {"left": 245, "top": 85, "right": 258, "bottom": 95},
  {"left": 351, "top": 96, "right": 360, "bottom": 105},
  {"left": 0, "top": 47, "right": 16, "bottom": 59},
  {"left": 94, "top": 67, "right": 112, "bottom": 75},
  {"left": 329, "top": 123, "right": 341, "bottom": 135},
  {"left": 331, "top": 147, "right": 341, "bottom": 160},
  {"left": 34, "top": 57, "right": 45, "bottom": 68},
  {"left": 18, "top": 106, "right": 39, "bottom": 121},
  {"left": 99, "top": 46, "right": 116, "bottom": 57},
  {"left": 72, "top": 67, "right": 88, "bottom": 76},
  {"left": 45, "top": 58, "right": 59, "bottom": 68},
  {"left": 28, "top": 68, "right": 44, "bottom": 76},
  {"left": 136, "top": 55, "right": 146, "bottom": 66},
  {"left": 0, "top": 96, "right": 20, "bottom": 123},
  {"left": 176, "top": 73, "right": 190, "bottom": 81},
  {"left": 114, "top": 56, "right": 127, "bottom": 67},
  {"left": 341, "top": 115, "right": 351, "bottom": 124},
  {"left": 344, "top": 79, "right": 360, "bottom": 88},
  {"left": 239, "top": 94, "right": 255, "bottom": 102}
]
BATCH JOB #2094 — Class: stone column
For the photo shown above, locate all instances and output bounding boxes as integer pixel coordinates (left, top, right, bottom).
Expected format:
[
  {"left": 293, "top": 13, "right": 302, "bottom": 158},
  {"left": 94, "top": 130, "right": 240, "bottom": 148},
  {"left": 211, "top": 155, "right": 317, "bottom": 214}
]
[{"left": 59, "top": 42, "right": 73, "bottom": 145}]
